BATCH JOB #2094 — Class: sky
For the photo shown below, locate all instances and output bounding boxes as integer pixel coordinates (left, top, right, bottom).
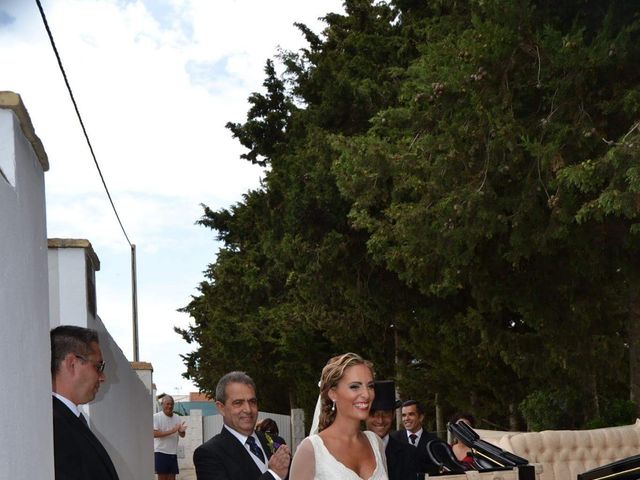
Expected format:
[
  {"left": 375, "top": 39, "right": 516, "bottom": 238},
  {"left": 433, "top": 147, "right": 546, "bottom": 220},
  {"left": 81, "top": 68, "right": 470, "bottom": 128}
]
[{"left": 0, "top": 0, "right": 345, "bottom": 396}]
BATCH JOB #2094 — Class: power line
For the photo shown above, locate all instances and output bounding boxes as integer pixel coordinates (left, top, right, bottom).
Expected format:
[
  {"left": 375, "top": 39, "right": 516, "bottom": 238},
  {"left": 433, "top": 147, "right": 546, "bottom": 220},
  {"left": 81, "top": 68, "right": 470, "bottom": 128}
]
[
  {"left": 35, "top": 0, "right": 132, "bottom": 247},
  {"left": 36, "top": 0, "right": 140, "bottom": 362}
]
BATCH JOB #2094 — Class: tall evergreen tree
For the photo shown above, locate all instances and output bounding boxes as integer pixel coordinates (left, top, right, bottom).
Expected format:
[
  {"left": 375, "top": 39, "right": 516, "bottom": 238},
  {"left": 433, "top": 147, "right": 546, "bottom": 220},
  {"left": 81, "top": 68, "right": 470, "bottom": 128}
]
[
  {"left": 334, "top": 0, "right": 640, "bottom": 424},
  {"left": 179, "top": 0, "right": 640, "bottom": 428}
]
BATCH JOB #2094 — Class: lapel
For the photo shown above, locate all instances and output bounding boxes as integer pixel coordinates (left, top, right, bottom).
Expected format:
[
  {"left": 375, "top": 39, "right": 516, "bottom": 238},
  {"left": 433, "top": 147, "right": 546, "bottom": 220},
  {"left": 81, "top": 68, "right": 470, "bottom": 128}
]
[
  {"left": 219, "top": 426, "right": 264, "bottom": 477},
  {"left": 387, "top": 435, "right": 400, "bottom": 454},
  {"left": 397, "top": 430, "right": 409, "bottom": 444},
  {"left": 256, "top": 431, "right": 274, "bottom": 460},
  {"left": 386, "top": 436, "right": 418, "bottom": 480},
  {"left": 386, "top": 437, "right": 401, "bottom": 478},
  {"left": 52, "top": 396, "right": 119, "bottom": 479},
  {"left": 386, "top": 437, "right": 397, "bottom": 466},
  {"left": 417, "top": 431, "right": 427, "bottom": 448}
]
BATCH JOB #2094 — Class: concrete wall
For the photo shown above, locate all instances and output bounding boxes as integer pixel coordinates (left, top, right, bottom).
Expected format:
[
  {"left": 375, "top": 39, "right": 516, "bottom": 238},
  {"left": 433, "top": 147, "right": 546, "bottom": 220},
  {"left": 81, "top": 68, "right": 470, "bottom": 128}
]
[
  {"left": 132, "top": 361, "right": 158, "bottom": 412},
  {"left": 48, "top": 239, "right": 100, "bottom": 326},
  {"left": 178, "top": 409, "right": 204, "bottom": 472},
  {"left": 89, "top": 316, "right": 154, "bottom": 480},
  {"left": 48, "top": 240, "right": 154, "bottom": 480},
  {"left": 290, "top": 408, "right": 305, "bottom": 453},
  {"left": 0, "top": 94, "right": 54, "bottom": 479}
]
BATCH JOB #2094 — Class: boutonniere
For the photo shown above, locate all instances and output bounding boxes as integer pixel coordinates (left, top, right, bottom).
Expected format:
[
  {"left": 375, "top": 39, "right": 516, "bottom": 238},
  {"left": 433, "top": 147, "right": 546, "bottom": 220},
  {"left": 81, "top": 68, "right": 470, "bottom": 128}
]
[{"left": 264, "top": 432, "right": 282, "bottom": 454}]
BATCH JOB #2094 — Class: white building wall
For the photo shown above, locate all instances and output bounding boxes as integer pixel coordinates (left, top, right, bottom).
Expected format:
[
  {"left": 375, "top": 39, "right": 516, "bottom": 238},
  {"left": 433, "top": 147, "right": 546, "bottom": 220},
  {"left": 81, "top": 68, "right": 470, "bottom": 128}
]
[
  {"left": 89, "top": 316, "right": 154, "bottom": 480},
  {"left": 132, "top": 362, "right": 158, "bottom": 412},
  {"left": 178, "top": 409, "right": 204, "bottom": 472},
  {"left": 48, "top": 246, "right": 92, "bottom": 326},
  {"left": 48, "top": 241, "right": 154, "bottom": 480},
  {"left": 0, "top": 97, "right": 54, "bottom": 479}
]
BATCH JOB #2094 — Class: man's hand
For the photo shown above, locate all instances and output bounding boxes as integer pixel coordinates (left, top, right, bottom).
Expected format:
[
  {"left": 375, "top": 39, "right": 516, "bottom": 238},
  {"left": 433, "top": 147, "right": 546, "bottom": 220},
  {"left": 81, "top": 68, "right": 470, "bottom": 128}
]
[
  {"left": 178, "top": 422, "right": 187, "bottom": 436},
  {"left": 267, "top": 444, "right": 291, "bottom": 479}
]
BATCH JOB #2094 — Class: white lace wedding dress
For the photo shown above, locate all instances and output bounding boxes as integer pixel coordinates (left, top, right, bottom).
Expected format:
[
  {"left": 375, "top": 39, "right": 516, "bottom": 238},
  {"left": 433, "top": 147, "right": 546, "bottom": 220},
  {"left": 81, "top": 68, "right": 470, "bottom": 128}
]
[{"left": 289, "top": 430, "right": 389, "bottom": 480}]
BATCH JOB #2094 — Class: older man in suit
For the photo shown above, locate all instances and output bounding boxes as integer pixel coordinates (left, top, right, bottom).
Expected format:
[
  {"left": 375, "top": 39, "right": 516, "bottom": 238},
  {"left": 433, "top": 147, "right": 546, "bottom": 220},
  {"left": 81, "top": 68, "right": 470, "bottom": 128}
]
[
  {"left": 366, "top": 381, "right": 419, "bottom": 480},
  {"left": 194, "top": 371, "right": 290, "bottom": 480},
  {"left": 51, "top": 325, "right": 119, "bottom": 480}
]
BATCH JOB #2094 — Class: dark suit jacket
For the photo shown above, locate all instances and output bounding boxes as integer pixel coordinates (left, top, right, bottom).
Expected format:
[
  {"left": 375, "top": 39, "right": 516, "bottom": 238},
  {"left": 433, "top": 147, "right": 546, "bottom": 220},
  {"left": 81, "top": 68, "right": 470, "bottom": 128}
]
[
  {"left": 194, "top": 426, "right": 277, "bottom": 480},
  {"left": 390, "top": 428, "right": 439, "bottom": 475},
  {"left": 52, "top": 396, "right": 120, "bottom": 480},
  {"left": 386, "top": 434, "right": 420, "bottom": 480}
]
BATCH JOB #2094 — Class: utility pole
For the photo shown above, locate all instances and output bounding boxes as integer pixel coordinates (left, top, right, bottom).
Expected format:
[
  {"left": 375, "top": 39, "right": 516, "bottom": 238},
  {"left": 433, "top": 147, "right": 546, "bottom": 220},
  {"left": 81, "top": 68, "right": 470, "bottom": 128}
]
[{"left": 131, "top": 244, "right": 139, "bottom": 361}]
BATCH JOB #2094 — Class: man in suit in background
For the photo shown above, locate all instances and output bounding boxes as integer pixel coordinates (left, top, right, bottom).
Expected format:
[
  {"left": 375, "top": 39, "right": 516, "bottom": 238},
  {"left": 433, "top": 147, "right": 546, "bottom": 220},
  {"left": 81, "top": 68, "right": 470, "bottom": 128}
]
[
  {"left": 51, "top": 325, "right": 119, "bottom": 480},
  {"left": 390, "top": 399, "right": 439, "bottom": 476},
  {"left": 194, "top": 371, "right": 290, "bottom": 480},
  {"left": 366, "top": 381, "right": 419, "bottom": 480}
]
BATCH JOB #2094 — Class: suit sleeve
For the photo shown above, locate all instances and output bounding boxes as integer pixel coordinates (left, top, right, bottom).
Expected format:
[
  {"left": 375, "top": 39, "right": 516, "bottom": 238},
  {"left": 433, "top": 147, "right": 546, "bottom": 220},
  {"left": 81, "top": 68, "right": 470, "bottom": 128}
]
[
  {"left": 193, "top": 444, "right": 229, "bottom": 480},
  {"left": 193, "top": 443, "right": 276, "bottom": 480},
  {"left": 53, "top": 413, "right": 86, "bottom": 480}
]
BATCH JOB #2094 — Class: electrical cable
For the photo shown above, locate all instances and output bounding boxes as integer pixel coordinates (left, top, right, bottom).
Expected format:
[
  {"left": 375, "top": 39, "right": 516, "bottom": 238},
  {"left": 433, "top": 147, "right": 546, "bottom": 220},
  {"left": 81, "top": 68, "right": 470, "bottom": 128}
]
[{"left": 35, "top": 0, "right": 132, "bottom": 247}]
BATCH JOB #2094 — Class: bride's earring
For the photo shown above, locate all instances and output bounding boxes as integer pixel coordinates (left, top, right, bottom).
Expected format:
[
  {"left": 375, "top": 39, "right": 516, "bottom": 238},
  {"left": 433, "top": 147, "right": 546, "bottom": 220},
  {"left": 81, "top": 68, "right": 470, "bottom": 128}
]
[{"left": 331, "top": 400, "right": 336, "bottom": 412}]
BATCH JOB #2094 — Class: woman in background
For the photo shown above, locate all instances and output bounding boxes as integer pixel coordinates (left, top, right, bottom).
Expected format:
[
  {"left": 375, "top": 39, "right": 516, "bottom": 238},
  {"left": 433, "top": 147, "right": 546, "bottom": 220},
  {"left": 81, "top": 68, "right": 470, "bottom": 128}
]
[
  {"left": 256, "top": 417, "right": 286, "bottom": 451},
  {"left": 449, "top": 412, "right": 476, "bottom": 468}
]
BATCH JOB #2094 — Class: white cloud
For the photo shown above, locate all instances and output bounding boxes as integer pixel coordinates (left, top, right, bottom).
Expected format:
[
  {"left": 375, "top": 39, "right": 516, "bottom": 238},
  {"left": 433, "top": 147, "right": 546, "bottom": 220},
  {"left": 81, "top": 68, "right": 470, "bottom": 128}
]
[{"left": 0, "top": 0, "right": 344, "bottom": 395}]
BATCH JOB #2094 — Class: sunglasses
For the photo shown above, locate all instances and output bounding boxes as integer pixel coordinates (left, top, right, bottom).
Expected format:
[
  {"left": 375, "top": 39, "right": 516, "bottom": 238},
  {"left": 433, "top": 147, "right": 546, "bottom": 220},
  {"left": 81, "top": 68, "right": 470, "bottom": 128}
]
[{"left": 75, "top": 354, "right": 106, "bottom": 373}]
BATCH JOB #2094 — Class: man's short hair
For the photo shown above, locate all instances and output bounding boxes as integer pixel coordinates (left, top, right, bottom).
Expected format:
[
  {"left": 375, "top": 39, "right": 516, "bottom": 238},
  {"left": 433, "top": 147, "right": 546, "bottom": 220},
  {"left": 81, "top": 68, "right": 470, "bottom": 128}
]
[
  {"left": 215, "top": 371, "right": 256, "bottom": 404},
  {"left": 51, "top": 325, "right": 99, "bottom": 375},
  {"left": 402, "top": 399, "right": 424, "bottom": 415}
]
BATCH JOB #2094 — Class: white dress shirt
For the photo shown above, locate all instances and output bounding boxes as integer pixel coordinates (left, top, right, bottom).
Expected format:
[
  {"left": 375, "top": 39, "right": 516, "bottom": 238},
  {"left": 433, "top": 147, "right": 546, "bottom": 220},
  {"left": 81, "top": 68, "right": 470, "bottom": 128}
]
[
  {"left": 223, "top": 425, "right": 282, "bottom": 480},
  {"left": 407, "top": 427, "right": 424, "bottom": 446}
]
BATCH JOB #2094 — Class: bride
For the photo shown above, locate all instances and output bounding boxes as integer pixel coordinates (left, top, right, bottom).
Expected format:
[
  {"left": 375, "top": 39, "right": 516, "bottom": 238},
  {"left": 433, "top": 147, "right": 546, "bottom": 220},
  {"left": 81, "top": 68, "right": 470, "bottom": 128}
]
[{"left": 290, "top": 353, "right": 388, "bottom": 479}]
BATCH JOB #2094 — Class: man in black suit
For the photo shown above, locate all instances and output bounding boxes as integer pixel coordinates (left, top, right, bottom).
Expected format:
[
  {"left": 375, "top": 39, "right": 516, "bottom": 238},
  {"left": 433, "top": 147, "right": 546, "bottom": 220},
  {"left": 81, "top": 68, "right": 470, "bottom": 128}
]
[
  {"left": 366, "top": 381, "right": 419, "bottom": 480},
  {"left": 390, "top": 400, "right": 439, "bottom": 476},
  {"left": 51, "top": 325, "right": 119, "bottom": 480},
  {"left": 194, "top": 371, "right": 290, "bottom": 480}
]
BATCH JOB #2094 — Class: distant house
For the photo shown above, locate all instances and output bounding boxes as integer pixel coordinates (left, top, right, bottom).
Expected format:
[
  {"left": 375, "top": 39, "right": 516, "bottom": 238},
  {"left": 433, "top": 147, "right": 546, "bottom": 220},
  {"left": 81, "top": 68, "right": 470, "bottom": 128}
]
[{"left": 157, "top": 392, "right": 219, "bottom": 416}]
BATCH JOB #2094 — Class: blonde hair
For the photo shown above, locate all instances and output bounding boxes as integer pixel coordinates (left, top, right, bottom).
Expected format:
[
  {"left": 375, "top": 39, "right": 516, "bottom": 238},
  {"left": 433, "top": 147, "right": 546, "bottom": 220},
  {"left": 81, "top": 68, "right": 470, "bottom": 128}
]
[{"left": 318, "top": 352, "right": 374, "bottom": 432}]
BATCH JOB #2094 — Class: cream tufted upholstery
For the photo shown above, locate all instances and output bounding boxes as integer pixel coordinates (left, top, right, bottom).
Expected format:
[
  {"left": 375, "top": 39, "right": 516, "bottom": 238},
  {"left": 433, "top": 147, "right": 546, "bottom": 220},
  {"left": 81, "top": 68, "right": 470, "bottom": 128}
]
[
  {"left": 476, "top": 420, "right": 640, "bottom": 480},
  {"left": 430, "top": 470, "right": 520, "bottom": 479}
]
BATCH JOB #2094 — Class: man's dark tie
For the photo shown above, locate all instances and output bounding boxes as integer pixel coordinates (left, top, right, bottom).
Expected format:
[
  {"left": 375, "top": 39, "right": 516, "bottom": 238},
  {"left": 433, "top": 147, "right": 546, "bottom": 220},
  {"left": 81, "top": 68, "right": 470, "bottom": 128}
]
[
  {"left": 78, "top": 413, "right": 89, "bottom": 428},
  {"left": 246, "top": 436, "right": 265, "bottom": 463},
  {"left": 409, "top": 433, "right": 418, "bottom": 445}
]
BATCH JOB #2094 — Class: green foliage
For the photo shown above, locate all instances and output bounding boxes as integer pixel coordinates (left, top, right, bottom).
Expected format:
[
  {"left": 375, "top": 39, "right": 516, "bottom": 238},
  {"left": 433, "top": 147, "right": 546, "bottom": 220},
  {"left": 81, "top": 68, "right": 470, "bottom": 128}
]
[
  {"left": 179, "top": 0, "right": 640, "bottom": 429},
  {"left": 521, "top": 391, "right": 638, "bottom": 431},
  {"left": 585, "top": 399, "right": 638, "bottom": 429},
  {"left": 333, "top": 0, "right": 640, "bottom": 426},
  {"left": 520, "top": 388, "right": 583, "bottom": 431},
  {"left": 226, "top": 60, "right": 293, "bottom": 167}
]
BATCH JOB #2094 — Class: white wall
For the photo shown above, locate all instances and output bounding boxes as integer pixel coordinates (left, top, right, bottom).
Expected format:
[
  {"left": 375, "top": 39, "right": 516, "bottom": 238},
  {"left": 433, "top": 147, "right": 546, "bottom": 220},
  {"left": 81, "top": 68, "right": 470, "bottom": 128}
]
[
  {"left": 290, "top": 408, "right": 305, "bottom": 453},
  {"left": 133, "top": 362, "right": 158, "bottom": 412},
  {"left": 48, "top": 241, "right": 154, "bottom": 480},
  {"left": 1, "top": 92, "right": 153, "bottom": 480},
  {"left": 89, "top": 316, "right": 154, "bottom": 480},
  {"left": 0, "top": 99, "right": 54, "bottom": 479},
  {"left": 178, "top": 409, "right": 204, "bottom": 472},
  {"left": 48, "top": 245, "right": 94, "bottom": 326}
]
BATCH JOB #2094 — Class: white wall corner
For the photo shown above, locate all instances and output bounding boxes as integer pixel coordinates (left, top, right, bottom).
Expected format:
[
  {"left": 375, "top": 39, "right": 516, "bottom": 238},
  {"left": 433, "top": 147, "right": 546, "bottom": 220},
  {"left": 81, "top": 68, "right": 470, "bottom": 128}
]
[{"left": 0, "top": 109, "right": 16, "bottom": 187}]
